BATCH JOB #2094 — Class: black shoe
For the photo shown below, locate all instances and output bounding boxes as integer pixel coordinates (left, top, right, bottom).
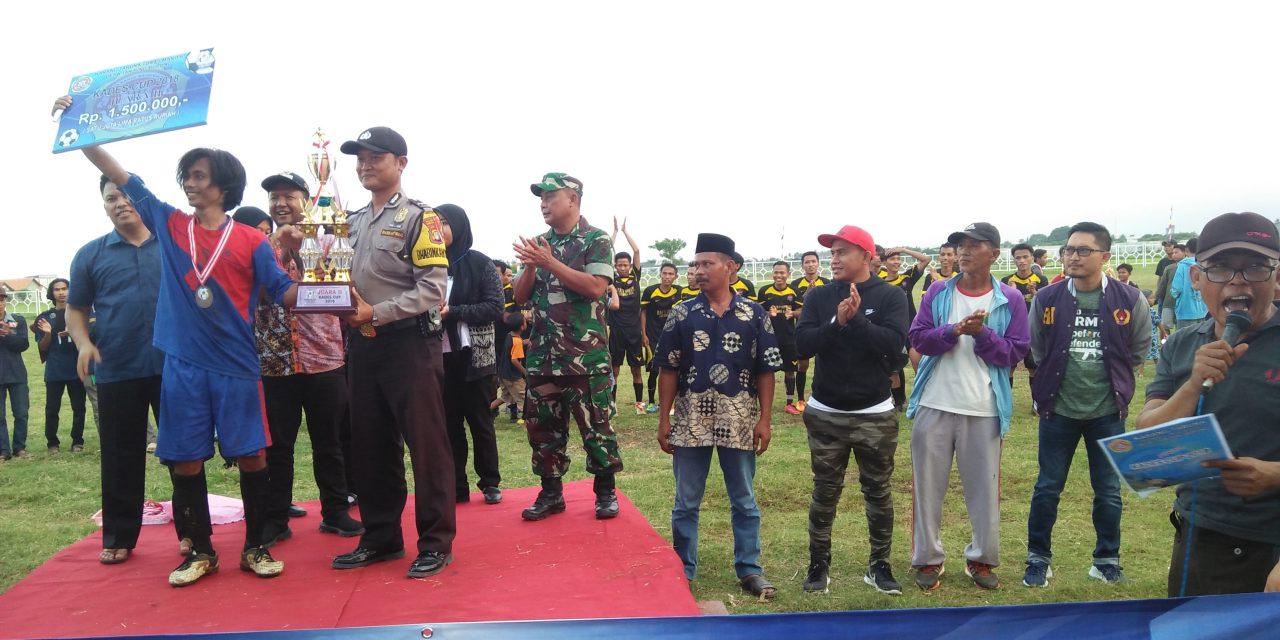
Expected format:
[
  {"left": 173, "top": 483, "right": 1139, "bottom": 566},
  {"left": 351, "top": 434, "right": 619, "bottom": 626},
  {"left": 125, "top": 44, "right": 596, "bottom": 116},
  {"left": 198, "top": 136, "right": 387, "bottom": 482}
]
[
  {"left": 347, "top": 493, "right": 358, "bottom": 506},
  {"left": 521, "top": 491, "right": 566, "bottom": 521},
  {"left": 262, "top": 526, "right": 292, "bottom": 549},
  {"left": 595, "top": 491, "right": 619, "bottom": 519},
  {"left": 407, "top": 551, "right": 453, "bottom": 578},
  {"left": 482, "top": 487, "right": 503, "bottom": 505},
  {"left": 864, "top": 560, "right": 902, "bottom": 595},
  {"left": 318, "top": 514, "right": 364, "bottom": 537},
  {"left": 456, "top": 491, "right": 471, "bottom": 504},
  {"left": 288, "top": 504, "right": 307, "bottom": 518},
  {"left": 332, "top": 547, "right": 405, "bottom": 569},
  {"left": 804, "top": 560, "right": 831, "bottom": 593}
]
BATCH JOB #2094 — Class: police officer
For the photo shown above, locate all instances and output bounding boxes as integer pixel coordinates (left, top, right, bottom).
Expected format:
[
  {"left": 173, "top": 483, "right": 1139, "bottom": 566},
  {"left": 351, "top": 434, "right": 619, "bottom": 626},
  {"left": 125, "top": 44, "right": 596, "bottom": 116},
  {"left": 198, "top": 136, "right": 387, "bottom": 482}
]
[{"left": 331, "top": 126, "right": 455, "bottom": 579}]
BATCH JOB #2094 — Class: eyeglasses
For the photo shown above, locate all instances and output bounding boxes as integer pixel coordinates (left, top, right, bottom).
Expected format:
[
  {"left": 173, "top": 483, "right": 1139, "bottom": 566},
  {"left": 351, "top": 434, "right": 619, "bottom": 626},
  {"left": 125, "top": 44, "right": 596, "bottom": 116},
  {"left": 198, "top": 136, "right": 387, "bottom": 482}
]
[
  {"left": 1196, "top": 263, "right": 1278, "bottom": 283},
  {"left": 1060, "top": 246, "right": 1102, "bottom": 257}
]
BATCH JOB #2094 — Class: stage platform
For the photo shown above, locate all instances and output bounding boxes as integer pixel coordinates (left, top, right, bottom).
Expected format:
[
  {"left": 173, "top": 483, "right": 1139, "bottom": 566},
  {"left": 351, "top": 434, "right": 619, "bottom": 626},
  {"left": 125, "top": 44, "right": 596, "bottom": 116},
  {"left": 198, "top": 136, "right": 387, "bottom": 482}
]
[{"left": 0, "top": 480, "right": 698, "bottom": 639}]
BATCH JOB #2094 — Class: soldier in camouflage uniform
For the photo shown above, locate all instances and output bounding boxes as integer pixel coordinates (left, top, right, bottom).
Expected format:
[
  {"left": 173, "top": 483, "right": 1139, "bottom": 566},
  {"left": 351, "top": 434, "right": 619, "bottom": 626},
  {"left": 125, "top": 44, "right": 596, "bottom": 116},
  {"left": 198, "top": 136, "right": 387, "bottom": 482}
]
[{"left": 512, "top": 173, "right": 623, "bottom": 521}]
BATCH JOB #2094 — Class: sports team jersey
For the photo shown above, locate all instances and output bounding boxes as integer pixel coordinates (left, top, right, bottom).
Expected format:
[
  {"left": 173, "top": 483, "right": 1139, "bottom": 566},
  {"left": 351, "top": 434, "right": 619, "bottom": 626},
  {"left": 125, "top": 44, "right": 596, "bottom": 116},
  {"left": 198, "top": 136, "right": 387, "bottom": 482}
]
[
  {"left": 121, "top": 175, "right": 293, "bottom": 380},
  {"left": 922, "top": 268, "right": 960, "bottom": 291},
  {"left": 640, "top": 284, "right": 681, "bottom": 339},
  {"left": 790, "top": 275, "right": 829, "bottom": 301},
  {"left": 1001, "top": 271, "right": 1048, "bottom": 309},
  {"left": 679, "top": 286, "right": 701, "bottom": 302},
  {"left": 730, "top": 276, "right": 756, "bottom": 301},
  {"left": 503, "top": 282, "right": 515, "bottom": 310},
  {"left": 609, "top": 266, "right": 642, "bottom": 331},
  {"left": 881, "top": 264, "right": 925, "bottom": 318},
  {"left": 757, "top": 284, "right": 802, "bottom": 343}
]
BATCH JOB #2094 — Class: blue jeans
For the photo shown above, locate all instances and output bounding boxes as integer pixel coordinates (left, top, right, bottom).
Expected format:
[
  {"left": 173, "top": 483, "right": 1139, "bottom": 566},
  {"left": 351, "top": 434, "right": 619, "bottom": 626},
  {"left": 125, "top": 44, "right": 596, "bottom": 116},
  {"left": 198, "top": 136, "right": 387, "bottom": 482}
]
[
  {"left": 0, "top": 381, "right": 30, "bottom": 455},
  {"left": 672, "top": 446, "right": 762, "bottom": 580},
  {"left": 1027, "top": 412, "right": 1124, "bottom": 565}
]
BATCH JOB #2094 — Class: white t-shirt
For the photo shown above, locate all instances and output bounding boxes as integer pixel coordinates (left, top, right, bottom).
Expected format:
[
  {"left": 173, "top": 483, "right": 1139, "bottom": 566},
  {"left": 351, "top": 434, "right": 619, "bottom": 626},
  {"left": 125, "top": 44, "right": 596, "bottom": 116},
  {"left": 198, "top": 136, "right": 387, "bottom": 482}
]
[{"left": 918, "top": 286, "right": 997, "bottom": 417}]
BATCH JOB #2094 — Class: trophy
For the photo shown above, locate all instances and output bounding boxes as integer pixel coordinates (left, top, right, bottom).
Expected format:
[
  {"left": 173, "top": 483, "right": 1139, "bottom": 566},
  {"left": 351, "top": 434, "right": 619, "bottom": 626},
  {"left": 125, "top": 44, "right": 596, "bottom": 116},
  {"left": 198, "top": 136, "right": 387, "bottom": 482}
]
[{"left": 292, "top": 128, "right": 357, "bottom": 314}]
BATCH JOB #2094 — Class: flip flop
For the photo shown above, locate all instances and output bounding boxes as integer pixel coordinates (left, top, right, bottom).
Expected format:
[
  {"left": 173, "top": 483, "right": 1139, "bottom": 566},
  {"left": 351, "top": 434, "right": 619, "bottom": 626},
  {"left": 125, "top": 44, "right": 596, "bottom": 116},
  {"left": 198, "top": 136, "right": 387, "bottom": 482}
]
[
  {"left": 99, "top": 548, "right": 130, "bottom": 564},
  {"left": 739, "top": 574, "right": 777, "bottom": 601}
]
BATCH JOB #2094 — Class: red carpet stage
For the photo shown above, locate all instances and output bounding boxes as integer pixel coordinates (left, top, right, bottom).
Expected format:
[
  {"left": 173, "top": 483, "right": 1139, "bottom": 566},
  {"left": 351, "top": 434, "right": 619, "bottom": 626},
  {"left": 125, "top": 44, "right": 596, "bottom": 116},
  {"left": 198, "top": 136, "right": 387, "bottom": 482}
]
[{"left": 0, "top": 480, "right": 698, "bottom": 639}]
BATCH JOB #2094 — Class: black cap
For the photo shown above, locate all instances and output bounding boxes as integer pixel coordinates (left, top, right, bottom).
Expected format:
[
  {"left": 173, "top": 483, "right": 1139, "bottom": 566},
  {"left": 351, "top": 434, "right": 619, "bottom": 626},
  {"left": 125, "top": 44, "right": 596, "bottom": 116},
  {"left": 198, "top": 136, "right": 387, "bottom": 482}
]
[
  {"left": 947, "top": 222, "right": 1001, "bottom": 248},
  {"left": 340, "top": 127, "right": 408, "bottom": 156},
  {"left": 260, "top": 171, "right": 310, "bottom": 197},
  {"left": 1197, "top": 212, "right": 1280, "bottom": 261},
  {"left": 696, "top": 233, "right": 736, "bottom": 259}
]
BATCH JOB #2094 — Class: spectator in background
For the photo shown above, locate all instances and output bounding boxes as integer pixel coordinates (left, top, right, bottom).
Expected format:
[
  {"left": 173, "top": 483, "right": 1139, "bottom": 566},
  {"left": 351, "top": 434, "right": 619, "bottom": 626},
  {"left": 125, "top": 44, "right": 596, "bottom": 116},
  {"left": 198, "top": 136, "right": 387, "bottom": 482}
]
[
  {"left": 33, "top": 278, "right": 87, "bottom": 453},
  {"left": 1031, "top": 249, "right": 1049, "bottom": 280},
  {"left": 1115, "top": 263, "right": 1139, "bottom": 288},
  {"left": 0, "top": 290, "right": 30, "bottom": 461},
  {"left": 1154, "top": 239, "right": 1178, "bottom": 278},
  {"left": 1170, "top": 238, "right": 1208, "bottom": 330},
  {"left": 490, "top": 312, "right": 527, "bottom": 424},
  {"left": 790, "top": 250, "right": 829, "bottom": 410},
  {"left": 1155, "top": 243, "right": 1187, "bottom": 337}
]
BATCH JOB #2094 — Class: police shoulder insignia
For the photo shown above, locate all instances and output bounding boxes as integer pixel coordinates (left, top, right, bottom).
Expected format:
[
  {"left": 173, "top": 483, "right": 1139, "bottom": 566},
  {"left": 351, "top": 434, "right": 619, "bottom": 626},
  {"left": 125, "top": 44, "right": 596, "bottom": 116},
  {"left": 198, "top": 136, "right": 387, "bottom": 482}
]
[{"left": 411, "top": 209, "right": 449, "bottom": 268}]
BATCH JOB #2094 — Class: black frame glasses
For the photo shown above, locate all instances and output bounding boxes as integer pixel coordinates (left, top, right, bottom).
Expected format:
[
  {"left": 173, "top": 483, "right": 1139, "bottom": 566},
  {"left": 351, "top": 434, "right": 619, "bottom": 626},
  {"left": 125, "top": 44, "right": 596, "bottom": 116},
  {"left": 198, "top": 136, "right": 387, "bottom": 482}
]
[{"left": 1195, "top": 263, "right": 1278, "bottom": 283}]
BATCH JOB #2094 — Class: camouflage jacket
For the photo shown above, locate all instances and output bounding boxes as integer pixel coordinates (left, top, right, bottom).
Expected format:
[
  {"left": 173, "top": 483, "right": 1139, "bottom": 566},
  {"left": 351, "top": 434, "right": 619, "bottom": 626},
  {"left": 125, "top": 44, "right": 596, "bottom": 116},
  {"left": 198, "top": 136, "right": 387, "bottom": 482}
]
[{"left": 525, "top": 216, "right": 613, "bottom": 376}]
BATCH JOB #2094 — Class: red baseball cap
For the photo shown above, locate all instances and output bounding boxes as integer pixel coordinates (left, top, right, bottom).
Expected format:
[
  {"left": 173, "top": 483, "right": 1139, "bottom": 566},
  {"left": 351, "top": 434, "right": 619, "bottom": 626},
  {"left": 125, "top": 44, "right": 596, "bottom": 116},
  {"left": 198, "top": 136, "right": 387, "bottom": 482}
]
[{"left": 817, "top": 225, "right": 876, "bottom": 255}]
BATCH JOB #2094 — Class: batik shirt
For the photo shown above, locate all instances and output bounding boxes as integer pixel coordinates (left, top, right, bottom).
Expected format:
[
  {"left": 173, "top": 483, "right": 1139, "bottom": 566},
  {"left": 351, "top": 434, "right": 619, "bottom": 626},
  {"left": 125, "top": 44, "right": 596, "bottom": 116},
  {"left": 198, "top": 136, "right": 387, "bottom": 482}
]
[{"left": 655, "top": 292, "right": 783, "bottom": 450}]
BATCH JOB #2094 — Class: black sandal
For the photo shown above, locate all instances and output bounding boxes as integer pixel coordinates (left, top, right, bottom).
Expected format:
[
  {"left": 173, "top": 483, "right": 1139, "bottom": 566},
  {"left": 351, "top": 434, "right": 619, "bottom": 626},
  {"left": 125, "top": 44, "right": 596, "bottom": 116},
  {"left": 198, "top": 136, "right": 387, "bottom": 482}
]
[{"left": 739, "top": 574, "right": 777, "bottom": 601}]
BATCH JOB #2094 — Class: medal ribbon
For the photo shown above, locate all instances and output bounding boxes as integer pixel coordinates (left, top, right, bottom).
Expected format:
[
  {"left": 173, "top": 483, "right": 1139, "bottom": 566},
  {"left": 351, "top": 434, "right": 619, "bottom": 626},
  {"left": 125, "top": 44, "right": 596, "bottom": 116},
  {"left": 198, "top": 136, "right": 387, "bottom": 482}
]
[{"left": 188, "top": 215, "right": 236, "bottom": 290}]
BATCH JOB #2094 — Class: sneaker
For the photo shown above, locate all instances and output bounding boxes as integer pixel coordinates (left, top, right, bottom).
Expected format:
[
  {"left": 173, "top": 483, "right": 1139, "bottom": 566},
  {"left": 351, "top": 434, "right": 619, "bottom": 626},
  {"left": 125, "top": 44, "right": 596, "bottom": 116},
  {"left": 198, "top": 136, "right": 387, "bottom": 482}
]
[
  {"left": 1022, "top": 560, "right": 1052, "bottom": 588},
  {"left": 795, "top": 400, "right": 806, "bottom": 411},
  {"left": 1088, "top": 564, "right": 1127, "bottom": 584},
  {"left": 71, "top": 444, "right": 84, "bottom": 453},
  {"left": 14, "top": 449, "right": 30, "bottom": 459},
  {"left": 783, "top": 402, "right": 802, "bottom": 415},
  {"left": 803, "top": 560, "right": 830, "bottom": 593},
  {"left": 169, "top": 551, "right": 219, "bottom": 587},
  {"left": 47, "top": 446, "right": 60, "bottom": 454},
  {"left": 240, "top": 546, "right": 284, "bottom": 578},
  {"left": 914, "top": 564, "right": 944, "bottom": 591},
  {"left": 965, "top": 561, "right": 1000, "bottom": 590},
  {"left": 146, "top": 442, "right": 157, "bottom": 454},
  {"left": 482, "top": 487, "right": 503, "bottom": 505},
  {"left": 634, "top": 401, "right": 646, "bottom": 415},
  {"left": 864, "top": 560, "right": 902, "bottom": 595},
  {"left": 646, "top": 403, "right": 659, "bottom": 414}
]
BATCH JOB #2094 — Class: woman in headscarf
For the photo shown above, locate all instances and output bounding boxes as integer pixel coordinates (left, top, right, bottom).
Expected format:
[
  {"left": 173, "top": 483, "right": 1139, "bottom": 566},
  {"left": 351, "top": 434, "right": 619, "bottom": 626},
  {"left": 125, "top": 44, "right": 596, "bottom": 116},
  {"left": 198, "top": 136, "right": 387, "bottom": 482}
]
[{"left": 435, "top": 204, "right": 506, "bottom": 505}]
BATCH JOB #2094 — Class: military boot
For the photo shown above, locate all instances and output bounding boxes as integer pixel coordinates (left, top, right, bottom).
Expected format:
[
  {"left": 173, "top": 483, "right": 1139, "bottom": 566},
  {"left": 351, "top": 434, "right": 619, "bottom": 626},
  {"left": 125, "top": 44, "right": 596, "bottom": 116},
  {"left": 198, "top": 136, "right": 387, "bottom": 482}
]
[
  {"left": 594, "top": 473, "right": 619, "bottom": 520},
  {"left": 522, "top": 477, "right": 565, "bottom": 521}
]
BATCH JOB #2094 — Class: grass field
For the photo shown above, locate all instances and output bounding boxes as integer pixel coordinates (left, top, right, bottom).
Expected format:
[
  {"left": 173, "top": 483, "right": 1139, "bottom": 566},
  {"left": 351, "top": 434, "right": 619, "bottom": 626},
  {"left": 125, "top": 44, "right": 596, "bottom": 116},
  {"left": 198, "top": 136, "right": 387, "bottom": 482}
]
[{"left": 0, "top": 270, "right": 1176, "bottom": 614}]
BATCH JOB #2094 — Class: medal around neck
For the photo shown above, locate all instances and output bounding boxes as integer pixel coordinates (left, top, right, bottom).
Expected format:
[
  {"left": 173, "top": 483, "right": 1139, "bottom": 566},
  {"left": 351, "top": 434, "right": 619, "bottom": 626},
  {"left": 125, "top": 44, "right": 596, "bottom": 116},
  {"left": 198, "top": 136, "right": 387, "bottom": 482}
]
[
  {"left": 195, "top": 285, "right": 214, "bottom": 308},
  {"left": 293, "top": 128, "right": 357, "bottom": 315},
  {"left": 188, "top": 215, "right": 235, "bottom": 311}
]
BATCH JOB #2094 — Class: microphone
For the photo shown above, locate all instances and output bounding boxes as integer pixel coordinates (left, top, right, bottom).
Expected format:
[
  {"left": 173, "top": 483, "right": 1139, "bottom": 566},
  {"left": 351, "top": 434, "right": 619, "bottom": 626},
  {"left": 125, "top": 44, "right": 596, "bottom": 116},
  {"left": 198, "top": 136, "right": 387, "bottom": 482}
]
[{"left": 1202, "top": 310, "right": 1253, "bottom": 390}]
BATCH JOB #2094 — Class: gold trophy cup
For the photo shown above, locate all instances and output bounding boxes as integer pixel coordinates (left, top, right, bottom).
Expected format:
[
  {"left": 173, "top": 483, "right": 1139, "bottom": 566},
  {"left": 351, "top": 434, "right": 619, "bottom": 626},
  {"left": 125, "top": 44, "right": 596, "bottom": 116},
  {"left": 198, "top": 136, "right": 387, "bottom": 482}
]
[{"left": 292, "top": 128, "right": 357, "bottom": 314}]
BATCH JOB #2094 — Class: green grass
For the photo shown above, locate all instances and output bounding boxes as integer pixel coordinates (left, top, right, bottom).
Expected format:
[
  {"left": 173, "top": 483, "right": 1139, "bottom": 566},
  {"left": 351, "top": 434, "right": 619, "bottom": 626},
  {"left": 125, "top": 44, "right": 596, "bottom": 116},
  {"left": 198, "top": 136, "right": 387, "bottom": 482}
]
[{"left": 0, "top": 270, "right": 1173, "bottom": 613}]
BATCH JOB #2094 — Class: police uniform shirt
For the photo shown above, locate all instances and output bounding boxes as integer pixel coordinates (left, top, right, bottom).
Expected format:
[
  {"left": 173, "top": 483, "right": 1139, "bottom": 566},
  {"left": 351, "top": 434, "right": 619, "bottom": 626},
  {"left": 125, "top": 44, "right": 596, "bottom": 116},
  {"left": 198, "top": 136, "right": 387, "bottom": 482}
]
[{"left": 347, "top": 191, "right": 448, "bottom": 325}]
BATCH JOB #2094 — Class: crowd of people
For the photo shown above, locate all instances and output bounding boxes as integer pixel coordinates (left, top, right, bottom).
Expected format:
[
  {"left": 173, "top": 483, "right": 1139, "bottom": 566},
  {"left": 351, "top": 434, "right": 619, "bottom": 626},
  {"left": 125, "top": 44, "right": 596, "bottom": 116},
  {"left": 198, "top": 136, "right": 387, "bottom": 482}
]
[{"left": 1, "top": 95, "right": 1277, "bottom": 604}]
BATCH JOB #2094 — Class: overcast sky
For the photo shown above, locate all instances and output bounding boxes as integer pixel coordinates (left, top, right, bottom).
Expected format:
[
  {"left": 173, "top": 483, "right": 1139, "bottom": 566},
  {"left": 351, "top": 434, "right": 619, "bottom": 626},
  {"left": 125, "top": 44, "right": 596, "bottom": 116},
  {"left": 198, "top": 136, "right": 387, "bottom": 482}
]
[{"left": 5, "top": 1, "right": 1280, "bottom": 277}]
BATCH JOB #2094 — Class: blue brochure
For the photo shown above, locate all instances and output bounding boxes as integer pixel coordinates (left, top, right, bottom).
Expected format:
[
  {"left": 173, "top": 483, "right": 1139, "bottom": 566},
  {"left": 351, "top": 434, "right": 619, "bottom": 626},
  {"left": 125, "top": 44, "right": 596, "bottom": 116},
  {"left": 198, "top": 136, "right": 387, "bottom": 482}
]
[
  {"left": 1099, "top": 414, "right": 1233, "bottom": 497},
  {"left": 52, "top": 48, "right": 216, "bottom": 153}
]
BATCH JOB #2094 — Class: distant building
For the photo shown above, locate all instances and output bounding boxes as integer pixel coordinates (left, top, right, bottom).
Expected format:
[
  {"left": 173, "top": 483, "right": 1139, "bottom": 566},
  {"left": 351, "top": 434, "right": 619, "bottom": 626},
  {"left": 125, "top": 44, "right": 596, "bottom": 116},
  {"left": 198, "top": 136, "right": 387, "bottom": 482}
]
[{"left": 1, "top": 275, "right": 57, "bottom": 314}]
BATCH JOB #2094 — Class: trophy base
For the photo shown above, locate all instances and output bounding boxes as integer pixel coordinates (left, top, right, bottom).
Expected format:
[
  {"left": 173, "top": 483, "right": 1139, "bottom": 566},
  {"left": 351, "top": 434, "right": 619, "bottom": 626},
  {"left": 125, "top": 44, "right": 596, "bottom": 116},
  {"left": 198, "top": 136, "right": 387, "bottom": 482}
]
[{"left": 294, "top": 282, "right": 357, "bottom": 315}]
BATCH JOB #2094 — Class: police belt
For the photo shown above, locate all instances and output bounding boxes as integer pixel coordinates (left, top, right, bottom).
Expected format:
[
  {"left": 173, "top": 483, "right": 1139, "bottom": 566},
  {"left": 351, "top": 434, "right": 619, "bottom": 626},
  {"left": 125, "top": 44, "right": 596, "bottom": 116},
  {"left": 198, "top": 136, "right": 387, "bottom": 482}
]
[{"left": 359, "top": 315, "right": 426, "bottom": 338}]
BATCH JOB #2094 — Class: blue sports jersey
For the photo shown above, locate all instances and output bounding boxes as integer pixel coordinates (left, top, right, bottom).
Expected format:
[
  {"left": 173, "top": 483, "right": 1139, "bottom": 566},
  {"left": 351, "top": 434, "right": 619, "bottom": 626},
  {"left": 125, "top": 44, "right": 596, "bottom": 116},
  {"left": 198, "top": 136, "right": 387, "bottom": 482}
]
[{"left": 121, "top": 175, "right": 292, "bottom": 380}]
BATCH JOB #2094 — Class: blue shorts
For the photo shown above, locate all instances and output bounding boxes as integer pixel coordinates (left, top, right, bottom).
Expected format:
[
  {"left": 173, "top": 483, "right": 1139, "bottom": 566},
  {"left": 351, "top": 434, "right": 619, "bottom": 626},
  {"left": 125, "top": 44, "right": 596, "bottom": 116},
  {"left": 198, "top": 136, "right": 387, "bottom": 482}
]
[{"left": 157, "top": 355, "right": 270, "bottom": 462}]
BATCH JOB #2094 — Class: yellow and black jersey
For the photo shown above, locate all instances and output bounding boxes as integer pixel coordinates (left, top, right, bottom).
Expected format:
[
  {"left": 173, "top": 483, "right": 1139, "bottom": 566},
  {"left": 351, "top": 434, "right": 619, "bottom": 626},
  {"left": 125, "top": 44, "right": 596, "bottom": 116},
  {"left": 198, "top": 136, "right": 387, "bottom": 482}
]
[
  {"left": 730, "top": 277, "right": 756, "bottom": 301},
  {"left": 502, "top": 282, "right": 515, "bottom": 310},
  {"left": 922, "top": 269, "right": 960, "bottom": 291},
  {"left": 640, "top": 284, "right": 681, "bottom": 339},
  {"left": 758, "top": 284, "right": 802, "bottom": 339},
  {"left": 609, "top": 266, "right": 642, "bottom": 330},
  {"left": 790, "top": 275, "right": 829, "bottom": 301},
  {"left": 882, "top": 264, "right": 925, "bottom": 317},
  {"left": 679, "top": 286, "right": 701, "bottom": 302},
  {"left": 1001, "top": 271, "right": 1048, "bottom": 308}
]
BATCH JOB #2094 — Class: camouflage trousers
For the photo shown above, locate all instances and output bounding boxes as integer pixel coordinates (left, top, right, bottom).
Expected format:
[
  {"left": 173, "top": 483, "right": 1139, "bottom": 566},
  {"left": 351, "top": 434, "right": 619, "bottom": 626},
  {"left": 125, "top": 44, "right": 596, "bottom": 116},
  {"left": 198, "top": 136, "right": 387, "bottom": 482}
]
[
  {"left": 524, "top": 373, "right": 623, "bottom": 478},
  {"left": 802, "top": 405, "right": 899, "bottom": 564}
]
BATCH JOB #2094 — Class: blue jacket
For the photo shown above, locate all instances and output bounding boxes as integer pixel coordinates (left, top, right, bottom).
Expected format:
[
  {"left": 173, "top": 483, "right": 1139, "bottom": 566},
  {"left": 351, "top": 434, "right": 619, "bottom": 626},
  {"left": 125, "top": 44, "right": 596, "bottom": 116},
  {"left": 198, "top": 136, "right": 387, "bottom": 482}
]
[
  {"left": 906, "top": 275, "right": 1030, "bottom": 435},
  {"left": 1029, "top": 277, "right": 1151, "bottom": 420},
  {"left": 0, "top": 312, "right": 29, "bottom": 385},
  {"left": 1169, "top": 257, "right": 1207, "bottom": 321}
]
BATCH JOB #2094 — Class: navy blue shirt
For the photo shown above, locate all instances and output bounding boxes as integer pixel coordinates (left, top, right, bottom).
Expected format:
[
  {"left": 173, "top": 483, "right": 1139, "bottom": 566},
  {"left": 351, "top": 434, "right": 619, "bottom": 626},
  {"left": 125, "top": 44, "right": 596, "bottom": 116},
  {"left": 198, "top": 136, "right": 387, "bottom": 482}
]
[
  {"left": 32, "top": 309, "right": 79, "bottom": 382},
  {"left": 68, "top": 229, "right": 164, "bottom": 384}
]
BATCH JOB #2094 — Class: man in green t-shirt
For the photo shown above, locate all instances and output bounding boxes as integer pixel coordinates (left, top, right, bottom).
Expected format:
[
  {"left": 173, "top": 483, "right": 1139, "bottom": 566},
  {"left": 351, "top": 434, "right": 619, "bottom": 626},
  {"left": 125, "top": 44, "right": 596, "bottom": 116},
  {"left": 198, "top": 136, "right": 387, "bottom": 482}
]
[
  {"left": 1023, "top": 222, "right": 1150, "bottom": 589},
  {"left": 513, "top": 173, "right": 624, "bottom": 522}
]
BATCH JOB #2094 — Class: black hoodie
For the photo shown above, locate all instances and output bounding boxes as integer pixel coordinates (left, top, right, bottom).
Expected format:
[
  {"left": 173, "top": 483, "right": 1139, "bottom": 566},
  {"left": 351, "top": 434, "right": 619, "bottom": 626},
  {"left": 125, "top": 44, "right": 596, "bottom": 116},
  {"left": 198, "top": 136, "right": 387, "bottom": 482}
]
[
  {"left": 794, "top": 275, "right": 908, "bottom": 411},
  {"left": 434, "top": 204, "right": 504, "bottom": 379}
]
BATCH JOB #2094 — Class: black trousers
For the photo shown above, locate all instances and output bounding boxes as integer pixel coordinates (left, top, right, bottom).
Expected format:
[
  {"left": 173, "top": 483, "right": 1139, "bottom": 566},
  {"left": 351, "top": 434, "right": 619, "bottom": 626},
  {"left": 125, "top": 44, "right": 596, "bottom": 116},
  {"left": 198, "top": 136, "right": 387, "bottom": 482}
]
[
  {"left": 262, "top": 368, "right": 352, "bottom": 534},
  {"left": 98, "top": 376, "right": 161, "bottom": 549},
  {"left": 443, "top": 352, "right": 500, "bottom": 494},
  {"left": 348, "top": 328, "right": 454, "bottom": 555},
  {"left": 45, "top": 378, "right": 87, "bottom": 448},
  {"left": 1168, "top": 510, "right": 1280, "bottom": 596}
]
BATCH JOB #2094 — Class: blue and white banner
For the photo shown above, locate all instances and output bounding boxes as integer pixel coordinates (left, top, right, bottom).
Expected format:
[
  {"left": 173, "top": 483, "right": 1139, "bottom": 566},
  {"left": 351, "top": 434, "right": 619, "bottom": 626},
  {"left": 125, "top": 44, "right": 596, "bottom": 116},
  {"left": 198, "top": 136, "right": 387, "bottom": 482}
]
[{"left": 52, "top": 48, "right": 216, "bottom": 153}]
